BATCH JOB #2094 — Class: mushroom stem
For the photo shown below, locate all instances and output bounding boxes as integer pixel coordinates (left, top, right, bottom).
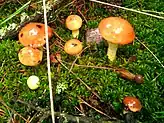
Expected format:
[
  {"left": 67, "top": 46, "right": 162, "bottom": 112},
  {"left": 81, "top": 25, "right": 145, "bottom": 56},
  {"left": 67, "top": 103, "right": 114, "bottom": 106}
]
[
  {"left": 107, "top": 42, "right": 118, "bottom": 61},
  {"left": 72, "top": 29, "right": 79, "bottom": 38}
]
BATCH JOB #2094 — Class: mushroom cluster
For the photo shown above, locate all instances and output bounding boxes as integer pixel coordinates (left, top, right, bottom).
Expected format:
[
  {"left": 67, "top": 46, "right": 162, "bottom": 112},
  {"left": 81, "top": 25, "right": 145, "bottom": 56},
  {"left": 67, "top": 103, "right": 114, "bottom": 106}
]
[
  {"left": 64, "top": 15, "right": 83, "bottom": 55},
  {"left": 18, "top": 22, "right": 53, "bottom": 66}
]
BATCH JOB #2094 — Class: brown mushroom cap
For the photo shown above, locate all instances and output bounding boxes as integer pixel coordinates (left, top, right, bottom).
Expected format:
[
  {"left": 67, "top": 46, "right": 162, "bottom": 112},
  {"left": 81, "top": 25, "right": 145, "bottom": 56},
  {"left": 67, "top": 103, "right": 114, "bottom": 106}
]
[
  {"left": 66, "top": 15, "right": 82, "bottom": 31},
  {"left": 18, "top": 22, "right": 53, "bottom": 48},
  {"left": 98, "top": 17, "right": 135, "bottom": 45},
  {"left": 123, "top": 96, "right": 142, "bottom": 112},
  {"left": 18, "top": 47, "right": 43, "bottom": 66},
  {"left": 64, "top": 39, "right": 83, "bottom": 55}
]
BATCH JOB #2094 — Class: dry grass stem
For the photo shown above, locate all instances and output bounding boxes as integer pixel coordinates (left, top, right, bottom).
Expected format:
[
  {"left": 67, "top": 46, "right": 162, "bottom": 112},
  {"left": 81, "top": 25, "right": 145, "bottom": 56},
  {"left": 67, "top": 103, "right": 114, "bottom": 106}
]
[
  {"left": 0, "top": 98, "right": 28, "bottom": 122},
  {"left": 78, "top": 96, "right": 116, "bottom": 120},
  {"left": 69, "top": 46, "right": 90, "bottom": 72},
  {"left": 136, "top": 37, "right": 164, "bottom": 69},
  {"left": 89, "top": 0, "right": 164, "bottom": 19}
]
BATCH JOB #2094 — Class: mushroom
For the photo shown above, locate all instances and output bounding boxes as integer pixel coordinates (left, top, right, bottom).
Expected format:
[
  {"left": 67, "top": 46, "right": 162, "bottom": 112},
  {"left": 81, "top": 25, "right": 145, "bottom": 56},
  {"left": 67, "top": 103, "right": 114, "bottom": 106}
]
[
  {"left": 64, "top": 39, "right": 83, "bottom": 55},
  {"left": 19, "top": 22, "right": 53, "bottom": 48},
  {"left": 66, "top": 15, "right": 82, "bottom": 38},
  {"left": 98, "top": 17, "right": 135, "bottom": 61},
  {"left": 18, "top": 47, "right": 43, "bottom": 66},
  {"left": 123, "top": 96, "right": 142, "bottom": 112},
  {"left": 27, "top": 75, "right": 40, "bottom": 90}
]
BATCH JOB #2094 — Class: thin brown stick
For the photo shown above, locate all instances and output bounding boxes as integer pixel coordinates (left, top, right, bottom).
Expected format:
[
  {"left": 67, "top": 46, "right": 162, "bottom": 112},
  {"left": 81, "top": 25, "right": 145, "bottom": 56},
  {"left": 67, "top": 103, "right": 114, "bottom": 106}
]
[
  {"left": 0, "top": 98, "right": 28, "bottom": 122},
  {"left": 69, "top": 46, "right": 90, "bottom": 72},
  {"left": 89, "top": 0, "right": 164, "bottom": 19},
  {"left": 50, "top": 40, "right": 64, "bottom": 50},
  {"left": 74, "top": 64, "right": 114, "bottom": 70},
  {"left": 75, "top": 106, "right": 86, "bottom": 116},
  {"left": 69, "top": 56, "right": 79, "bottom": 73},
  {"left": 29, "top": 112, "right": 38, "bottom": 123},
  {"left": 53, "top": 30, "right": 65, "bottom": 42},
  {"left": 78, "top": 9, "right": 88, "bottom": 23},
  {"left": 136, "top": 37, "right": 164, "bottom": 69},
  {"left": 0, "top": 72, "right": 7, "bottom": 83},
  {"left": 78, "top": 96, "right": 116, "bottom": 120},
  {"left": 66, "top": 63, "right": 144, "bottom": 83}
]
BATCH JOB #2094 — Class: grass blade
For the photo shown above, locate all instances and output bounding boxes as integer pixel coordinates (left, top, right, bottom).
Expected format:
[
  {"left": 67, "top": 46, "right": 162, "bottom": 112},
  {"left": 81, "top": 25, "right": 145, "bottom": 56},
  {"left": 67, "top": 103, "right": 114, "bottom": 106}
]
[{"left": 0, "top": 1, "right": 31, "bottom": 26}]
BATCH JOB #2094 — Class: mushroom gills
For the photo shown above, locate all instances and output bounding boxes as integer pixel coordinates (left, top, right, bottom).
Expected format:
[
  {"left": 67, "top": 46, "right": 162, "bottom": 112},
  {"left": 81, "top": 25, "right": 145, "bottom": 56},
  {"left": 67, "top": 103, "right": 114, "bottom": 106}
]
[{"left": 107, "top": 42, "right": 118, "bottom": 61}]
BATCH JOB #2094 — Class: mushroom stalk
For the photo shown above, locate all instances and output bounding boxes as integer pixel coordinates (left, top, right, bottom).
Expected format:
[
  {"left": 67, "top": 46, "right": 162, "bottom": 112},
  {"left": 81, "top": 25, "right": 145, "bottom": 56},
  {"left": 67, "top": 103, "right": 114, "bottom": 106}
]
[
  {"left": 72, "top": 29, "right": 79, "bottom": 38},
  {"left": 107, "top": 42, "right": 118, "bottom": 61}
]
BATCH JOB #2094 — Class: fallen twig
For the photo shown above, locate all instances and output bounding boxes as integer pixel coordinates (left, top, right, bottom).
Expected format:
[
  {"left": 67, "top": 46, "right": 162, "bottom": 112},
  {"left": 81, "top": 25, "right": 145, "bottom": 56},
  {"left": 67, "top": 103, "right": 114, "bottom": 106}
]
[
  {"left": 53, "top": 30, "right": 65, "bottom": 43},
  {"left": 50, "top": 39, "right": 64, "bottom": 50},
  {"left": 69, "top": 46, "right": 90, "bottom": 72},
  {"left": 78, "top": 9, "right": 88, "bottom": 23},
  {"left": 66, "top": 63, "right": 144, "bottom": 84}
]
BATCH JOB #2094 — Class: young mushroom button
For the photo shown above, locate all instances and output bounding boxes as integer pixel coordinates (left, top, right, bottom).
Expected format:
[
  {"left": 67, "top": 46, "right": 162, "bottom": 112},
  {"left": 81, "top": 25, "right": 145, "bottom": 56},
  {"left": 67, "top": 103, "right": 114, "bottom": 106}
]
[
  {"left": 64, "top": 39, "right": 83, "bottom": 55},
  {"left": 27, "top": 75, "right": 40, "bottom": 90},
  {"left": 98, "top": 17, "right": 135, "bottom": 61},
  {"left": 18, "top": 22, "right": 53, "bottom": 48},
  {"left": 18, "top": 47, "right": 43, "bottom": 66},
  {"left": 66, "top": 15, "right": 82, "bottom": 38}
]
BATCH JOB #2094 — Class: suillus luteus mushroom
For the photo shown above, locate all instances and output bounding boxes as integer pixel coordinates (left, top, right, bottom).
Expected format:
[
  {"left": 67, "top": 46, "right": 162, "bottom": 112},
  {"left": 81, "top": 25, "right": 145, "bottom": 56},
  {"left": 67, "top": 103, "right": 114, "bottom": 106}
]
[
  {"left": 98, "top": 17, "right": 135, "bottom": 61},
  {"left": 66, "top": 15, "right": 82, "bottom": 38},
  {"left": 64, "top": 39, "right": 83, "bottom": 55},
  {"left": 18, "top": 47, "right": 43, "bottom": 66},
  {"left": 19, "top": 22, "right": 53, "bottom": 48}
]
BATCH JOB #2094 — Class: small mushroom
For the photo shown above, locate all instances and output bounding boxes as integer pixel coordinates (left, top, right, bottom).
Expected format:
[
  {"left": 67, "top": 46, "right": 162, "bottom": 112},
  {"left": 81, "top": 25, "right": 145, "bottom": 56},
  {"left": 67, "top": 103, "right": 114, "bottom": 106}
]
[
  {"left": 18, "top": 47, "right": 43, "bottom": 66},
  {"left": 64, "top": 39, "right": 83, "bottom": 55},
  {"left": 123, "top": 96, "right": 142, "bottom": 112},
  {"left": 66, "top": 15, "right": 82, "bottom": 38},
  {"left": 98, "top": 17, "right": 135, "bottom": 61},
  {"left": 19, "top": 22, "right": 53, "bottom": 48},
  {"left": 27, "top": 75, "right": 40, "bottom": 90}
]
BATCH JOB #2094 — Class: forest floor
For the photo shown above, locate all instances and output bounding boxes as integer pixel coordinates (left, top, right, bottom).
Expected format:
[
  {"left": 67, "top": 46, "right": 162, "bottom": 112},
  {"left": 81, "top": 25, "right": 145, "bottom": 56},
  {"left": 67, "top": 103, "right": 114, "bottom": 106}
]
[{"left": 0, "top": 0, "right": 164, "bottom": 123}]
